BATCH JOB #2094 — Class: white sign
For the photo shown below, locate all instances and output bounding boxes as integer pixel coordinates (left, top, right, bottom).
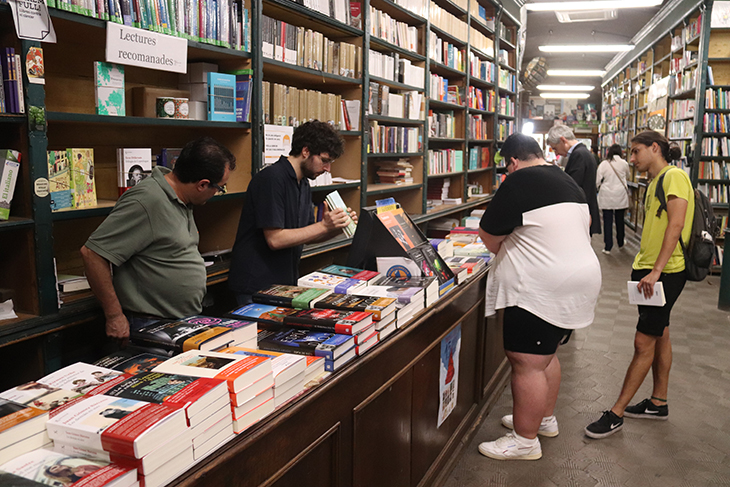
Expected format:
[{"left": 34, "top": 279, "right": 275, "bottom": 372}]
[
  {"left": 8, "top": 0, "right": 57, "bottom": 43},
  {"left": 263, "top": 125, "right": 294, "bottom": 166},
  {"left": 712, "top": 2, "right": 730, "bottom": 27},
  {"left": 106, "top": 23, "right": 187, "bottom": 73}
]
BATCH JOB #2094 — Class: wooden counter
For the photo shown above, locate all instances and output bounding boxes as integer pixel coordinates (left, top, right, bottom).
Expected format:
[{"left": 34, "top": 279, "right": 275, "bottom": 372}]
[{"left": 170, "top": 269, "right": 509, "bottom": 487}]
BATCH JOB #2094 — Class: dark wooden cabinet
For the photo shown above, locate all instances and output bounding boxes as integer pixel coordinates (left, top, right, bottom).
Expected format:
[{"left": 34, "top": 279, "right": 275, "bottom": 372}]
[{"left": 170, "top": 269, "right": 508, "bottom": 487}]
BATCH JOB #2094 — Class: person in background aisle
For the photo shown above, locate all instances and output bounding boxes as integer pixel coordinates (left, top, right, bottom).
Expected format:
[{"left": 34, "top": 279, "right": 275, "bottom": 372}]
[
  {"left": 547, "top": 124, "right": 601, "bottom": 235},
  {"left": 81, "top": 137, "right": 236, "bottom": 340},
  {"left": 585, "top": 131, "right": 693, "bottom": 439},
  {"left": 591, "top": 145, "right": 601, "bottom": 167},
  {"left": 228, "top": 120, "right": 358, "bottom": 306},
  {"left": 477, "top": 134, "right": 601, "bottom": 461},
  {"left": 596, "top": 144, "right": 631, "bottom": 254}
]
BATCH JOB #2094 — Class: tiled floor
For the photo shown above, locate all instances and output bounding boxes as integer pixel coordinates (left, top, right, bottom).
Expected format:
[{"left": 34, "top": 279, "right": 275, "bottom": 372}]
[{"left": 443, "top": 233, "right": 730, "bottom": 487}]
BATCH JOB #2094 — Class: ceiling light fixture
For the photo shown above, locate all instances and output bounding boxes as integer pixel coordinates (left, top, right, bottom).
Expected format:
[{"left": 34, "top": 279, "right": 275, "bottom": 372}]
[
  {"left": 540, "top": 93, "right": 591, "bottom": 99},
  {"left": 536, "top": 84, "right": 595, "bottom": 91},
  {"left": 539, "top": 44, "right": 634, "bottom": 52},
  {"left": 548, "top": 69, "right": 606, "bottom": 77},
  {"left": 526, "top": 0, "right": 661, "bottom": 12}
]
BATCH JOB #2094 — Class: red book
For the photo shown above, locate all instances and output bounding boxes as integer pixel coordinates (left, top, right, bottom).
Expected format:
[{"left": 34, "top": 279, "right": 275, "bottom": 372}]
[{"left": 285, "top": 309, "right": 373, "bottom": 335}]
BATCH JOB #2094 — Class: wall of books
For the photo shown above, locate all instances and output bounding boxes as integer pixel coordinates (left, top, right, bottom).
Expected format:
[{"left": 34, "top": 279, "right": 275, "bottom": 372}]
[
  {"left": 0, "top": 0, "right": 519, "bottom": 347},
  {"left": 600, "top": 0, "right": 728, "bottom": 270}
]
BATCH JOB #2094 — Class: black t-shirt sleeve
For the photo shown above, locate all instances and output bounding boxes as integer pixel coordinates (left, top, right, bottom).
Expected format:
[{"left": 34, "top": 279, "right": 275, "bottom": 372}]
[
  {"left": 479, "top": 180, "right": 523, "bottom": 236},
  {"left": 252, "top": 170, "right": 287, "bottom": 229}
]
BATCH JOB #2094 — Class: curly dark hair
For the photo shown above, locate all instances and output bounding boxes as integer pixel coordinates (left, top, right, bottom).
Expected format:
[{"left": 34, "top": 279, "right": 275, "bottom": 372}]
[
  {"left": 290, "top": 120, "right": 344, "bottom": 159},
  {"left": 173, "top": 137, "right": 236, "bottom": 185}
]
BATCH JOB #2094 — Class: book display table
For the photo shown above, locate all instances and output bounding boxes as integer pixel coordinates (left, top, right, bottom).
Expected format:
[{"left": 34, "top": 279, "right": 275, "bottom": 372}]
[{"left": 169, "top": 269, "right": 508, "bottom": 487}]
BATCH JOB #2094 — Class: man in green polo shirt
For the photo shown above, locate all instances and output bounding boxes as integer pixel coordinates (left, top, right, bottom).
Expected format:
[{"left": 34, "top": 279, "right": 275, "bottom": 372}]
[{"left": 80, "top": 137, "right": 236, "bottom": 340}]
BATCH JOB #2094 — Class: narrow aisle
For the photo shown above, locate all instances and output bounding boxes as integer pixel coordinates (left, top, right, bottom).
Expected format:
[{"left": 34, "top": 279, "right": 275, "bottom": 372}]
[{"left": 443, "top": 234, "right": 730, "bottom": 487}]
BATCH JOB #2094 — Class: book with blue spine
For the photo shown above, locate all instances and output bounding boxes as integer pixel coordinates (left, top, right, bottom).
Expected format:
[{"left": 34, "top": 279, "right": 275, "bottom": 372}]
[
  {"left": 207, "top": 72, "right": 236, "bottom": 122},
  {"left": 257, "top": 328, "right": 355, "bottom": 361}
]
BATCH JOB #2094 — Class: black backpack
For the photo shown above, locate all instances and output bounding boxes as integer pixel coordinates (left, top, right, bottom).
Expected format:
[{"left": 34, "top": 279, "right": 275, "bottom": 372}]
[{"left": 652, "top": 168, "right": 719, "bottom": 281}]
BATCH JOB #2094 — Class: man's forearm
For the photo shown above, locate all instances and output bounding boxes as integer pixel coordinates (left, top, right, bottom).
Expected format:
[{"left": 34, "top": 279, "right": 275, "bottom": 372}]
[
  {"left": 80, "top": 245, "right": 124, "bottom": 320},
  {"left": 264, "top": 221, "right": 336, "bottom": 251}
]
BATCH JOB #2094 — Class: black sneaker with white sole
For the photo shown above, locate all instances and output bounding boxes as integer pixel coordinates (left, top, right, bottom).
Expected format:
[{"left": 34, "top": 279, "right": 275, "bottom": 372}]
[
  {"left": 585, "top": 411, "right": 624, "bottom": 439},
  {"left": 624, "top": 398, "right": 668, "bottom": 420}
]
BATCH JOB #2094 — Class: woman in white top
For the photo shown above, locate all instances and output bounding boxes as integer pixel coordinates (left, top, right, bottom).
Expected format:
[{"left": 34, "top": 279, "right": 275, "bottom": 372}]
[{"left": 596, "top": 144, "right": 631, "bottom": 254}]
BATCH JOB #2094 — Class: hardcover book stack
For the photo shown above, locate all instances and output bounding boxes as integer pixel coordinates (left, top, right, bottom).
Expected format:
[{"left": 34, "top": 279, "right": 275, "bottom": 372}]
[
  {"left": 373, "top": 159, "right": 414, "bottom": 185},
  {"left": 219, "top": 347, "right": 307, "bottom": 416}
]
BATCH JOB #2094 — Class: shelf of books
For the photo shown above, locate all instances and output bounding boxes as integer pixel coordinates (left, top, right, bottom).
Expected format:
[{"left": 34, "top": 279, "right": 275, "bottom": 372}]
[
  {"left": 0, "top": 0, "right": 519, "bottom": 343},
  {"left": 600, "top": 4, "right": 709, "bottom": 234}
]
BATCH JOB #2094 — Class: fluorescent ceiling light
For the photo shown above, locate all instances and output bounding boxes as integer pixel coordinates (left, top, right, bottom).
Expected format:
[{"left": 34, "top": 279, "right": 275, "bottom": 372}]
[
  {"left": 540, "top": 93, "right": 591, "bottom": 99},
  {"left": 539, "top": 44, "right": 634, "bottom": 52},
  {"left": 526, "top": 0, "right": 661, "bottom": 11},
  {"left": 522, "top": 122, "right": 535, "bottom": 135},
  {"left": 537, "top": 84, "right": 594, "bottom": 91},
  {"left": 548, "top": 69, "right": 606, "bottom": 77}
]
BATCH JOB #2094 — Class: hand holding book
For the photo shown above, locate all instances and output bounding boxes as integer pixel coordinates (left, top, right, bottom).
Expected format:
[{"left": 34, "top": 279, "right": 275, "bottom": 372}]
[{"left": 324, "top": 190, "right": 358, "bottom": 237}]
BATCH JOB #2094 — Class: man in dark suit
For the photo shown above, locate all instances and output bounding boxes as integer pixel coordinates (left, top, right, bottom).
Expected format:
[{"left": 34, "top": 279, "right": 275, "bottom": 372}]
[{"left": 547, "top": 125, "right": 601, "bottom": 235}]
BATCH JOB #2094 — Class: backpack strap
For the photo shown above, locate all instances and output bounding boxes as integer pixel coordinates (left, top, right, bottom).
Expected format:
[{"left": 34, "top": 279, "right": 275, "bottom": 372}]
[{"left": 650, "top": 168, "right": 688, "bottom": 251}]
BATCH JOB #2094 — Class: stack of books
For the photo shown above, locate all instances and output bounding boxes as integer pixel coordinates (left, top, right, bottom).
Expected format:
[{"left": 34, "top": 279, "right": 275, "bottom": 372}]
[
  {"left": 297, "top": 271, "right": 368, "bottom": 294},
  {"left": 219, "top": 347, "right": 307, "bottom": 415}
]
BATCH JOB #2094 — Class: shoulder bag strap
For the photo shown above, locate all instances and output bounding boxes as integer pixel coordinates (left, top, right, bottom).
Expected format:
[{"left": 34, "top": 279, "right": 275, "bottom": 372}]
[{"left": 607, "top": 158, "right": 630, "bottom": 197}]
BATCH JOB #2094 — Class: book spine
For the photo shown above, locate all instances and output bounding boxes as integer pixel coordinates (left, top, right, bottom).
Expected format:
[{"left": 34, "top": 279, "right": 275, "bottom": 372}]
[
  {"left": 13, "top": 54, "right": 24, "bottom": 114},
  {"left": 251, "top": 294, "right": 294, "bottom": 308}
]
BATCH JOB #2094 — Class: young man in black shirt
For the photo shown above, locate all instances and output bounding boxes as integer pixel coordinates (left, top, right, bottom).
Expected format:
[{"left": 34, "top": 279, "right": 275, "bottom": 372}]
[{"left": 229, "top": 121, "right": 357, "bottom": 305}]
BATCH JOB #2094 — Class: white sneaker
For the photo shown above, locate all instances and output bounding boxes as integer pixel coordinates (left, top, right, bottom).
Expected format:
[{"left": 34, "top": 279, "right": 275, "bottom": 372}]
[
  {"left": 478, "top": 433, "right": 542, "bottom": 460},
  {"left": 602, "top": 249, "right": 611, "bottom": 255},
  {"left": 501, "top": 414, "right": 559, "bottom": 437}
]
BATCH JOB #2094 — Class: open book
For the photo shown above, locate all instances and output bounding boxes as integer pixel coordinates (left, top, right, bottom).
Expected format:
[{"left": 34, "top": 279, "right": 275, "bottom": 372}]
[{"left": 627, "top": 281, "right": 666, "bottom": 307}]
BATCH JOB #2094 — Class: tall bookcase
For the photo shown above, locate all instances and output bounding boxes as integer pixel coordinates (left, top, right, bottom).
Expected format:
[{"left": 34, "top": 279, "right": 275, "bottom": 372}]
[
  {"left": 0, "top": 0, "right": 519, "bottom": 369},
  {"left": 600, "top": 3, "right": 710, "bottom": 232}
]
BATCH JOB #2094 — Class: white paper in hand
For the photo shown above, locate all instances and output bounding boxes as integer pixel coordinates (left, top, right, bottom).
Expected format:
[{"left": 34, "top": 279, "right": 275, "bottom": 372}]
[{"left": 627, "top": 281, "right": 666, "bottom": 306}]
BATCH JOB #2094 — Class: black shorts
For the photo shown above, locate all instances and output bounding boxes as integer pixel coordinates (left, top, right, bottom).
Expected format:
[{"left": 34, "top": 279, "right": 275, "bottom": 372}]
[
  {"left": 631, "top": 269, "right": 687, "bottom": 337},
  {"left": 502, "top": 307, "right": 572, "bottom": 355}
]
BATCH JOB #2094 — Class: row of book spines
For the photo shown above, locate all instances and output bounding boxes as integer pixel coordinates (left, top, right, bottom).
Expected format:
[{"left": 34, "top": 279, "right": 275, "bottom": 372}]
[
  {"left": 468, "top": 116, "right": 490, "bottom": 140},
  {"left": 466, "top": 87, "right": 496, "bottom": 112},
  {"left": 667, "top": 119, "right": 694, "bottom": 138},
  {"left": 428, "top": 149, "right": 462, "bottom": 175},
  {"left": 468, "top": 146, "right": 490, "bottom": 170},
  {"left": 701, "top": 137, "right": 730, "bottom": 156},
  {"left": 368, "top": 123, "right": 422, "bottom": 154},
  {"left": 497, "top": 120, "right": 514, "bottom": 139},
  {"left": 698, "top": 160, "right": 730, "bottom": 180},
  {"left": 262, "top": 81, "right": 352, "bottom": 130},
  {"left": 706, "top": 88, "right": 730, "bottom": 110},
  {"left": 46, "top": 0, "right": 250, "bottom": 50},
  {"left": 698, "top": 183, "right": 729, "bottom": 204},
  {"left": 370, "top": 6, "right": 419, "bottom": 52},
  {"left": 0, "top": 48, "right": 23, "bottom": 115}
]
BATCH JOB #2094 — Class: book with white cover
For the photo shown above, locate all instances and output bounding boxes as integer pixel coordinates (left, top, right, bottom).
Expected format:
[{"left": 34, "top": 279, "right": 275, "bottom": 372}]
[
  {"left": 38, "top": 363, "right": 121, "bottom": 395},
  {"left": 0, "top": 448, "right": 137, "bottom": 487},
  {"left": 52, "top": 426, "right": 195, "bottom": 475},
  {"left": 139, "top": 446, "right": 193, "bottom": 487},
  {"left": 116, "top": 148, "right": 152, "bottom": 189},
  {"left": 219, "top": 347, "right": 306, "bottom": 389},
  {"left": 233, "top": 398, "right": 275, "bottom": 434},
  {"left": 152, "top": 350, "right": 272, "bottom": 394},
  {"left": 232, "top": 388, "right": 274, "bottom": 420},
  {"left": 0, "top": 430, "right": 51, "bottom": 465},
  {"left": 46, "top": 394, "right": 187, "bottom": 459},
  {"left": 627, "top": 281, "right": 666, "bottom": 306}
]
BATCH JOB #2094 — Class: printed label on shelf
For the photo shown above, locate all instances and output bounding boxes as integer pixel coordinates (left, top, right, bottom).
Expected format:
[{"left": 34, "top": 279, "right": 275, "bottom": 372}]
[
  {"left": 106, "top": 23, "right": 187, "bottom": 74},
  {"left": 7, "top": 0, "right": 57, "bottom": 43}
]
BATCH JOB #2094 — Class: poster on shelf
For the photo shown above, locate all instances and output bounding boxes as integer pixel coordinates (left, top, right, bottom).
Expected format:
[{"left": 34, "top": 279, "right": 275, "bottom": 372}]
[
  {"left": 438, "top": 323, "right": 461, "bottom": 427},
  {"left": 7, "top": 0, "right": 57, "bottom": 43},
  {"left": 263, "top": 125, "right": 294, "bottom": 166}
]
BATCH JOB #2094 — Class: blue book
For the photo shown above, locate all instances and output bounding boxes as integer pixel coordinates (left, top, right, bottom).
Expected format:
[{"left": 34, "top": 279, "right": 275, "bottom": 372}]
[
  {"left": 207, "top": 72, "right": 237, "bottom": 122},
  {"left": 257, "top": 327, "right": 355, "bottom": 361}
]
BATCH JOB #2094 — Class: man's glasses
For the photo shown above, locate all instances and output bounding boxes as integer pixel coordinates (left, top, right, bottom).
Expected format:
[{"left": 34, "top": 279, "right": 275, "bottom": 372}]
[
  {"left": 210, "top": 182, "right": 227, "bottom": 194},
  {"left": 318, "top": 155, "right": 335, "bottom": 165}
]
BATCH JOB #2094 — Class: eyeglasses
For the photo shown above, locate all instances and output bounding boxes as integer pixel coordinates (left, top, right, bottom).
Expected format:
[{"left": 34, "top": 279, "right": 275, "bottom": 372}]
[
  {"left": 210, "top": 182, "right": 227, "bottom": 194},
  {"left": 317, "top": 154, "right": 335, "bottom": 165}
]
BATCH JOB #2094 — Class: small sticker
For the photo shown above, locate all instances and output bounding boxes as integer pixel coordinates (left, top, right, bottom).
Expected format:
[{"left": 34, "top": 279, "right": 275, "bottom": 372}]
[
  {"left": 26, "top": 47, "right": 45, "bottom": 85},
  {"left": 35, "top": 177, "right": 49, "bottom": 198}
]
